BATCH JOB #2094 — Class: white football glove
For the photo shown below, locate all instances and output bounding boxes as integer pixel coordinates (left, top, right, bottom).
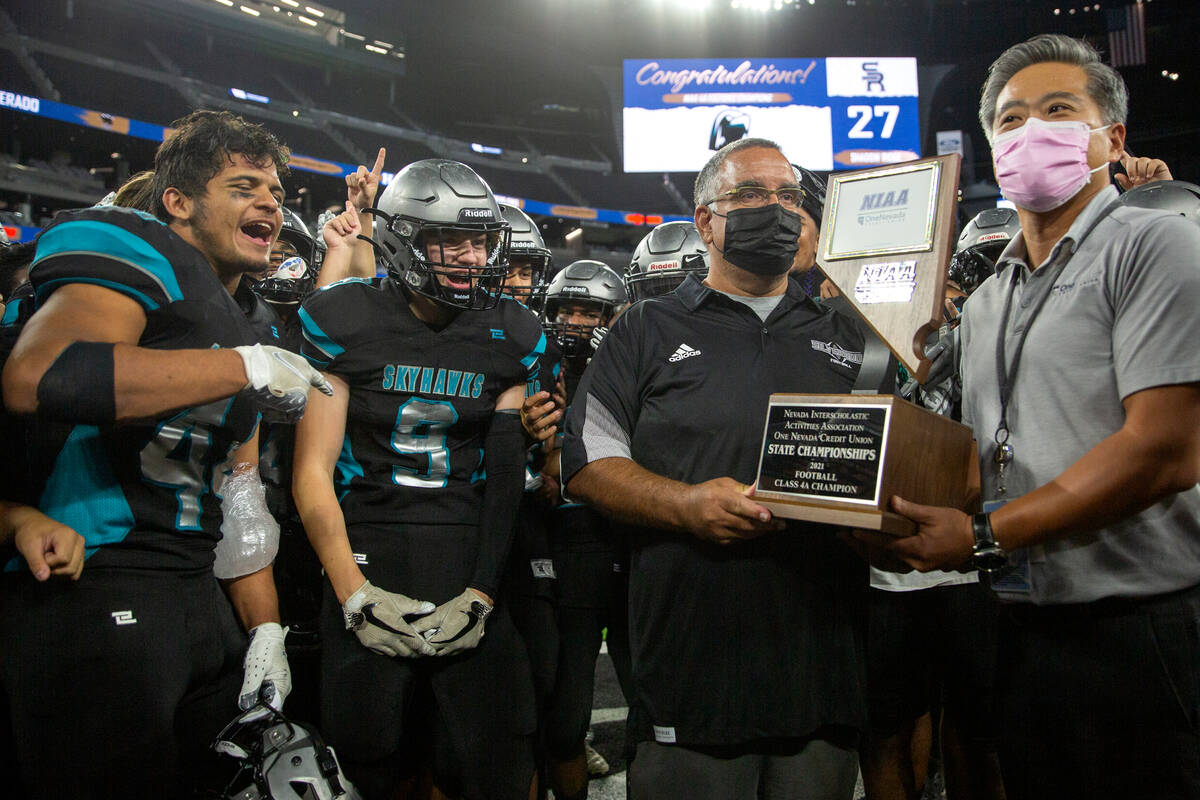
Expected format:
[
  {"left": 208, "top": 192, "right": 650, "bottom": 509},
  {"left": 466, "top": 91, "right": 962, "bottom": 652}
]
[
  {"left": 238, "top": 622, "right": 291, "bottom": 717},
  {"left": 343, "top": 580, "right": 437, "bottom": 658},
  {"left": 411, "top": 589, "right": 492, "bottom": 657},
  {"left": 234, "top": 343, "right": 333, "bottom": 423}
]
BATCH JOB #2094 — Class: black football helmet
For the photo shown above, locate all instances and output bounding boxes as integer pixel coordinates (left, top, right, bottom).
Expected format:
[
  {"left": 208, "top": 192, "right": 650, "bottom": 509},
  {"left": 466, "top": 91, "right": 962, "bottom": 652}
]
[
  {"left": 363, "top": 159, "right": 510, "bottom": 310},
  {"left": 791, "top": 164, "right": 828, "bottom": 229},
  {"left": 625, "top": 221, "right": 708, "bottom": 303},
  {"left": 500, "top": 203, "right": 551, "bottom": 308},
  {"left": 1116, "top": 180, "right": 1200, "bottom": 225},
  {"left": 254, "top": 207, "right": 320, "bottom": 306},
  {"left": 212, "top": 705, "right": 361, "bottom": 800},
  {"left": 543, "top": 260, "right": 627, "bottom": 359},
  {"left": 949, "top": 207, "right": 1021, "bottom": 295}
]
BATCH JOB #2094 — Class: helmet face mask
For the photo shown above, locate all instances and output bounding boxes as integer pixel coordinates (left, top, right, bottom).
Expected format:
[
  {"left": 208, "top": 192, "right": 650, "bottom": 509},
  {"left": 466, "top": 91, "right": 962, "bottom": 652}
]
[
  {"left": 505, "top": 252, "right": 551, "bottom": 307},
  {"left": 950, "top": 207, "right": 1022, "bottom": 295},
  {"left": 252, "top": 210, "right": 321, "bottom": 306},
  {"left": 362, "top": 159, "right": 511, "bottom": 312},
  {"left": 542, "top": 260, "right": 627, "bottom": 359},
  {"left": 213, "top": 705, "right": 361, "bottom": 800},
  {"left": 547, "top": 298, "right": 610, "bottom": 359},
  {"left": 499, "top": 203, "right": 552, "bottom": 309}
]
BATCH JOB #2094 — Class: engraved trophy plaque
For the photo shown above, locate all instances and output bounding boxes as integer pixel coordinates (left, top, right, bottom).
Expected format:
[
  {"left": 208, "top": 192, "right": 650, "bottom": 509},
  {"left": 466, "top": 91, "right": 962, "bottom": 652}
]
[{"left": 755, "top": 155, "right": 977, "bottom": 535}]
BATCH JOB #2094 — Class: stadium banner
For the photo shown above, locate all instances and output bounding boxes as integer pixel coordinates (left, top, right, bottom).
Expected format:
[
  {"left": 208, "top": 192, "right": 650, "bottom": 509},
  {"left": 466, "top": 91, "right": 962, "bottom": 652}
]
[
  {"left": 0, "top": 89, "right": 689, "bottom": 228},
  {"left": 622, "top": 57, "right": 921, "bottom": 173}
]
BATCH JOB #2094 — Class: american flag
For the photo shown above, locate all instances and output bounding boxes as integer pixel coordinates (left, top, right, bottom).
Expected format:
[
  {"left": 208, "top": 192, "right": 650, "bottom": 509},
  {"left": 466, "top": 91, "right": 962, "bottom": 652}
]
[{"left": 1107, "top": 2, "right": 1147, "bottom": 68}]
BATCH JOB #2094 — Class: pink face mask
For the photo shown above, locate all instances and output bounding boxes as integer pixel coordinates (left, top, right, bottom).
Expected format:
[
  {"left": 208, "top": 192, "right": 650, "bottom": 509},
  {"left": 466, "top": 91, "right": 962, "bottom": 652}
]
[{"left": 992, "top": 117, "right": 1110, "bottom": 213}]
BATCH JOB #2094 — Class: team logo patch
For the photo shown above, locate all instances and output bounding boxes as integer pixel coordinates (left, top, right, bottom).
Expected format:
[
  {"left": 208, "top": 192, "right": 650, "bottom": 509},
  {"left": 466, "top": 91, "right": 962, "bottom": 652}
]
[
  {"left": 810, "top": 339, "right": 863, "bottom": 369},
  {"left": 530, "top": 559, "right": 556, "bottom": 579},
  {"left": 111, "top": 610, "right": 137, "bottom": 626},
  {"left": 353, "top": 553, "right": 369, "bottom": 565},
  {"left": 668, "top": 343, "right": 701, "bottom": 363}
]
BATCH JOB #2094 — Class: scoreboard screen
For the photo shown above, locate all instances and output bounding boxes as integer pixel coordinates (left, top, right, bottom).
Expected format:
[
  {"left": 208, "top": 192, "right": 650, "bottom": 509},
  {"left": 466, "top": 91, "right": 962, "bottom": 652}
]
[{"left": 622, "top": 57, "right": 921, "bottom": 173}]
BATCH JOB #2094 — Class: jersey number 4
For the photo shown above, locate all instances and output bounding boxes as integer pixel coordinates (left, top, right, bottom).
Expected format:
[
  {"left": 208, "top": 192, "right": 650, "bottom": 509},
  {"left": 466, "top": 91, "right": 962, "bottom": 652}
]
[{"left": 391, "top": 398, "right": 458, "bottom": 488}]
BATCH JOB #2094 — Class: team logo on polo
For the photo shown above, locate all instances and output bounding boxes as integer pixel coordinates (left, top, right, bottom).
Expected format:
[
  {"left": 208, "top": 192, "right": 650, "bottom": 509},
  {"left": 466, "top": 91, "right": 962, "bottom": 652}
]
[
  {"left": 111, "top": 610, "right": 137, "bottom": 626},
  {"left": 810, "top": 340, "right": 863, "bottom": 369},
  {"left": 668, "top": 343, "right": 701, "bottom": 363}
]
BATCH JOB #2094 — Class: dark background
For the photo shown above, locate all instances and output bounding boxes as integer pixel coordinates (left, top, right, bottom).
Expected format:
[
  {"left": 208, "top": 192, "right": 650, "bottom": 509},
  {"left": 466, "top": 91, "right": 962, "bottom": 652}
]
[{"left": 2, "top": 0, "right": 1196, "bottom": 255}]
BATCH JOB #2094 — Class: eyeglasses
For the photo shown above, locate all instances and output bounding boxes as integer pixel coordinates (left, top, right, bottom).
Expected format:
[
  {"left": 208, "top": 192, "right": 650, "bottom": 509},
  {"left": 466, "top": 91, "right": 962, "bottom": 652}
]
[{"left": 709, "top": 185, "right": 805, "bottom": 209}]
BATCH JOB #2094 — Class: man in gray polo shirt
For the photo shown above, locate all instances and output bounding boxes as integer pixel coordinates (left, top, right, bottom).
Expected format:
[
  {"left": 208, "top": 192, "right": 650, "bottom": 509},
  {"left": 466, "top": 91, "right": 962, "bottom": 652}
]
[{"left": 858, "top": 34, "right": 1200, "bottom": 800}]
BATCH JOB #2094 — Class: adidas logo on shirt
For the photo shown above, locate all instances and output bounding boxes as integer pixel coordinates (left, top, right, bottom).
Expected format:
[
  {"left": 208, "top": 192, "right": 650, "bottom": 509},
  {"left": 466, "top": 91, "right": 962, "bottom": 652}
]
[{"left": 668, "top": 343, "right": 702, "bottom": 363}]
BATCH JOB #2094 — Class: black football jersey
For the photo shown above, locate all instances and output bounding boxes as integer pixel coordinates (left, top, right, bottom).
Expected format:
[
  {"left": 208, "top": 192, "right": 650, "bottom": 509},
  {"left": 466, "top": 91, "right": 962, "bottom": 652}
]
[
  {"left": 299, "top": 277, "right": 551, "bottom": 527},
  {"left": 5, "top": 207, "right": 261, "bottom": 574}
]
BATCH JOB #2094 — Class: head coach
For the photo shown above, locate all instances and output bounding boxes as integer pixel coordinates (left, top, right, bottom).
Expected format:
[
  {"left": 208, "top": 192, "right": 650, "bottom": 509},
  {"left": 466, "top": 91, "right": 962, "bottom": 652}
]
[
  {"left": 560, "top": 138, "right": 877, "bottom": 799},
  {"left": 857, "top": 34, "right": 1200, "bottom": 800}
]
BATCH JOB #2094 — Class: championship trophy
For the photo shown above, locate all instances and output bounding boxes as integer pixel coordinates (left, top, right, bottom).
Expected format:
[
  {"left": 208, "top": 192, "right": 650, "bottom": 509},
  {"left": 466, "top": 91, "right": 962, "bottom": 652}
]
[{"left": 754, "top": 154, "right": 977, "bottom": 535}]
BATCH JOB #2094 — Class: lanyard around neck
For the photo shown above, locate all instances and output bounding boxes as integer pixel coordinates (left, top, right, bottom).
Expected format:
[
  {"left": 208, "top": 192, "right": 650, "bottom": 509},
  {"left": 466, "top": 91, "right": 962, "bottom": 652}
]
[{"left": 992, "top": 198, "right": 1121, "bottom": 447}]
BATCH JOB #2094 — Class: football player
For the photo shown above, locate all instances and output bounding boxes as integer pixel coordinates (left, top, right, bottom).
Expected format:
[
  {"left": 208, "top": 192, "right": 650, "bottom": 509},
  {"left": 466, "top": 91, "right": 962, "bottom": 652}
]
[
  {"left": 293, "top": 158, "right": 551, "bottom": 798},
  {"left": 0, "top": 110, "right": 330, "bottom": 796},
  {"left": 497, "top": 201, "right": 563, "bottom": 795},
  {"left": 500, "top": 203, "right": 552, "bottom": 310},
  {"left": 624, "top": 221, "right": 709, "bottom": 305},
  {"left": 539, "top": 260, "right": 634, "bottom": 800}
]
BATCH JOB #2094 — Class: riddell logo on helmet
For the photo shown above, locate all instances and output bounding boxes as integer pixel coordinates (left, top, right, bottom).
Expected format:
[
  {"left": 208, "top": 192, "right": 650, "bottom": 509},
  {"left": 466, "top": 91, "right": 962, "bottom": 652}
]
[
  {"left": 561, "top": 286, "right": 588, "bottom": 295},
  {"left": 977, "top": 233, "right": 1010, "bottom": 243},
  {"left": 458, "top": 208, "right": 494, "bottom": 221},
  {"left": 648, "top": 260, "right": 680, "bottom": 272}
]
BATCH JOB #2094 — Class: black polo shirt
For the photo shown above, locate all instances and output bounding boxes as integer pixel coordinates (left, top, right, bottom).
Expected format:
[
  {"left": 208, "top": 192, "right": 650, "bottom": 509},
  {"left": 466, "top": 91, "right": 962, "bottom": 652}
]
[{"left": 561, "top": 272, "right": 870, "bottom": 748}]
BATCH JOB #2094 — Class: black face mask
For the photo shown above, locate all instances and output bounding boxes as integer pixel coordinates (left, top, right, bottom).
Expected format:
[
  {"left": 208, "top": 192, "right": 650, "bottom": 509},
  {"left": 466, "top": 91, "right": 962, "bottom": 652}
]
[{"left": 711, "top": 204, "right": 804, "bottom": 276}]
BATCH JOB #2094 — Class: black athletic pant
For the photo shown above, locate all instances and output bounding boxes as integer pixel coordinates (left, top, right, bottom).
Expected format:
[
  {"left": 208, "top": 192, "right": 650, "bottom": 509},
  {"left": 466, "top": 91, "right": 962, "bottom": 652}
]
[
  {"left": 545, "top": 506, "right": 633, "bottom": 760},
  {"left": 997, "top": 583, "right": 1200, "bottom": 800},
  {"left": 320, "top": 523, "right": 536, "bottom": 800},
  {"left": 1, "top": 567, "right": 244, "bottom": 799}
]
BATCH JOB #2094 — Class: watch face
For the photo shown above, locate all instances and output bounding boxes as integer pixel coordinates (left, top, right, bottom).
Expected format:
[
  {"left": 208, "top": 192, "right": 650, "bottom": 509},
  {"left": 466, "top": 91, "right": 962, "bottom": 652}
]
[{"left": 973, "top": 546, "right": 1008, "bottom": 573}]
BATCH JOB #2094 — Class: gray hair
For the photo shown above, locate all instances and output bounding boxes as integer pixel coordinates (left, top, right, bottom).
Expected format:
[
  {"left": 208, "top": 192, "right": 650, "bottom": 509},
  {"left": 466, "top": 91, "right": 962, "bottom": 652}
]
[
  {"left": 693, "top": 137, "right": 787, "bottom": 208},
  {"left": 978, "top": 34, "right": 1128, "bottom": 143}
]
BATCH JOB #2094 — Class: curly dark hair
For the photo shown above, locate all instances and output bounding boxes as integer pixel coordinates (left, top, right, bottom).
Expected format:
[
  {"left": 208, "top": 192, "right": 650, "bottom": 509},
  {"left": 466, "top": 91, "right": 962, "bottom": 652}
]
[{"left": 151, "top": 110, "right": 290, "bottom": 222}]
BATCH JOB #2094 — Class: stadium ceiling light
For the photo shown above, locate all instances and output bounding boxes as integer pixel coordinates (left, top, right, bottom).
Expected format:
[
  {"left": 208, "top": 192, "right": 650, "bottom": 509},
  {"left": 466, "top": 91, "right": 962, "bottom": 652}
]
[
  {"left": 365, "top": 44, "right": 388, "bottom": 54},
  {"left": 298, "top": 15, "right": 318, "bottom": 25},
  {"left": 304, "top": 5, "right": 325, "bottom": 16},
  {"left": 280, "top": 0, "right": 298, "bottom": 5},
  {"left": 239, "top": 5, "right": 261, "bottom": 15},
  {"left": 215, "top": 0, "right": 234, "bottom": 6},
  {"left": 340, "top": 29, "right": 365, "bottom": 40},
  {"left": 374, "top": 40, "right": 394, "bottom": 48},
  {"left": 1053, "top": 7, "right": 1060, "bottom": 13}
]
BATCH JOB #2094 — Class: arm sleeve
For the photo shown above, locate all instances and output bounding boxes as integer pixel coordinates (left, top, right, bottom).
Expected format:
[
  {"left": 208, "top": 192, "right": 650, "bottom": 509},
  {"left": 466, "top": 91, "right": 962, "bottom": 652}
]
[
  {"left": 469, "top": 410, "right": 526, "bottom": 599},
  {"left": 29, "top": 211, "right": 184, "bottom": 311},
  {"left": 560, "top": 309, "right": 643, "bottom": 488},
  {"left": 1110, "top": 215, "right": 1200, "bottom": 399}
]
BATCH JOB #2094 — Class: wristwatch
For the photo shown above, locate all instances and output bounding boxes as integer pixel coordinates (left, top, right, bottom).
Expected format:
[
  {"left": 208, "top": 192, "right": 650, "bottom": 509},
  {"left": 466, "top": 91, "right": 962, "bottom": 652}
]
[{"left": 971, "top": 512, "right": 1008, "bottom": 572}]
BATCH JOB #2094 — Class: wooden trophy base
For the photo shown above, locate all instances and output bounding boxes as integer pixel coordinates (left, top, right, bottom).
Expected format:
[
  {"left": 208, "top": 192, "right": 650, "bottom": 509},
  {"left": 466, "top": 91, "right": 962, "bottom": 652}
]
[{"left": 753, "top": 393, "right": 977, "bottom": 536}]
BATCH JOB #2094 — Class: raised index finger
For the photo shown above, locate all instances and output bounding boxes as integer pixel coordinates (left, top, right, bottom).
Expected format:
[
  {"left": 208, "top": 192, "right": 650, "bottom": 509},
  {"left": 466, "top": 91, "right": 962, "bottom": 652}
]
[{"left": 370, "top": 147, "right": 386, "bottom": 179}]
